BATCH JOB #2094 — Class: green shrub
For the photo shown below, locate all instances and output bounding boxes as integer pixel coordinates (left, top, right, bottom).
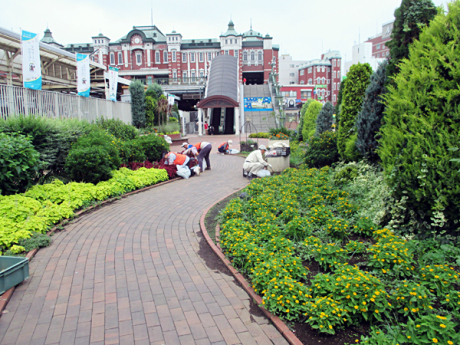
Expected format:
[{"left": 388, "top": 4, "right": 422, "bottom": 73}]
[
  {"left": 121, "top": 140, "right": 146, "bottom": 163},
  {"left": 0, "top": 115, "right": 94, "bottom": 177},
  {"left": 145, "top": 96, "right": 156, "bottom": 127},
  {"left": 268, "top": 127, "right": 291, "bottom": 136},
  {"left": 344, "top": 134, "right": 361, "bottom": 162},
  {"left": 0, "top": 133, "right": 42, "bottom": 195},
  {"left": 159, "top": 122, "right": 180, "bottom": 134},
  {"left": 145, "top": 82, "right": 163, "bottom": 100},
  {"left": 337, "top": 63, "right": 372, "bottom": 160},
  {"left": 130, "top": 79, "right": 146, "bottom": 128},
  {"left": 95, "top": 118, "right": 138, "bottom": 141},
  {"left": 249, "top": 132, "right": 269, "bottom": 139},
  {"left": 169, "top": 117, "right": 178, "bottom": 123},
  {"left": 304, "top": 131, "right": 340, "bottom": 168},
  {"left": 65, "top": 146, "right": 114, "bottom": 183},
  {"left": 302, "top": 100, "right": 322, "bottom": 141},
  {"left": 18, "top": 232, "right": 51, "bottom": 252},
  {"left": 135, "top": 134, "right": 169, "bottom": 162},
  {"left": 298, "top": 100, "right": 314, "bottom": 142},
  {"left": 378, "top": 1, "right": 460, "bottom": 234},
  {"left": 333, "top": 165, "right": 358, "bottom": 185}
]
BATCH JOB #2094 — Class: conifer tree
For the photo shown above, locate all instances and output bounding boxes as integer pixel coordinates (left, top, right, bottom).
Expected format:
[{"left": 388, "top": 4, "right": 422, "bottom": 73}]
[
  {"left": 337, "top": 63, "right": 373, "bottom": 160},
  {"left": 378, "top": 0, "right": 460, "bottom": 233},
  {"left": 315, "top": 102, "right": 334, "bottom": 136},
  {"left": 335, "top": 78, "right": 347, "bottom": 120},
  {"left": 129, "top": 79, "right": 146, "bottom": 128},
  {"left": 386, "top": 0, "right": 437, "bottom": 79},
  {"left": 302, "top": 100, "right": 322, "bottom": 141},
  {"left": 298, "top": 99, "right": 314, "bottom": 142},
  {"left": 355, "top": 60, "right": 388, "bottom": 162}
]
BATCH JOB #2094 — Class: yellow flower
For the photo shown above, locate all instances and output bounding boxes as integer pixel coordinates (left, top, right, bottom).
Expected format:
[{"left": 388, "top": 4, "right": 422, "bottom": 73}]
[
  {"left": 440, "top": 324, "right": 446, "bottom": 328},
  {"left": 433, "top": 339, "right": 438, "bottom": 343}
]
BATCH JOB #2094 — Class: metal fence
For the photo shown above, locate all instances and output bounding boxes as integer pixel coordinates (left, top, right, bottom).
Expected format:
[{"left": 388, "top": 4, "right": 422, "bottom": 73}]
[{"left": 0, "top": 84, "right": 132, "bottom": 124}]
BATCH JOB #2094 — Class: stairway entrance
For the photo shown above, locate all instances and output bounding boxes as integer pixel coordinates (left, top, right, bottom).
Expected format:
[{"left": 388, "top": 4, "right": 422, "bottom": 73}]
[
  {"left": 210, "top": 108, "right": 235, "bottom": 135},
  {"left": 243, "top": 72, "right": 264, "bottom": 85}
]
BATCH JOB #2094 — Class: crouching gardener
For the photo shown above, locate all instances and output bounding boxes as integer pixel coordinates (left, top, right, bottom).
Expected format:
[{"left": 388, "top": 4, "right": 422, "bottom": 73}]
[
  {"left": 164, "top": 151, "right": 199, "bottom": 176},
  {"left": 218, "top": 140, "right": 233, "bottom": 155},
  {"left": 183, "top": 142, "right": 212, "bottom": 172},
  {"left": 242, "top": 145, "right": 271, "bottom": 178}
]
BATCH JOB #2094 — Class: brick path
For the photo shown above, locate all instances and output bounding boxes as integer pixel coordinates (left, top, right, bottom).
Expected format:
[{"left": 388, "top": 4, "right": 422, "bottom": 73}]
[{"left": 0, "top": 135, "right": 287, "bottom": 345}]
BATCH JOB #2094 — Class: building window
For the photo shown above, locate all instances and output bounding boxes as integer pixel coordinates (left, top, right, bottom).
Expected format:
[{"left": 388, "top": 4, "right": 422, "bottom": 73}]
[
  {"left": 225, "top": 50, "right": 229, "bottom": 55},
  {"left": 176, "top": 37, "right": 178, "bottom": 41},
  {"left": 333, "top": 71, "right": 336, "bottom": 79},
  {"left": 317, "top": 66, "right": 320, "bottom": 72},
  {"left": 234, "top": 50, "right": 238, "bottom": 57},
  {"left": 136, "top": 53, "right": 142, "bottom": 65},
  {"left": 300, "top": 80, "right": 304, "bottom": 84},
  {"left": 230, "top": 39, "right": 232, "bottom": 44},
  {"left": 377, "top": 44, "right": 381, "bottom": 49},
  {"left": 183, "top": 71, "right": 187, "bottom": 79},
  {"left": 182, "top": 52, "right": 187, "bottom": 62},
  {"left": 199, "top": 52, "right": 203, "bottom": 62},
  {"left": 327, "top": 79, "right": 330, "bottom": 84},
  {"left": 251, "top": 51, "right": 255, "bottom": 60},
  {"left": 300, "top": 70, "right": 304, "bottom": 76},
  {"left": 333, "top": 82, "right": 336, "bottom": 91},
  {"left": 243, "top": 51, "right": 247, "bottom": 61},
  {"left": 333, "top": 59, "right": 336, "bottom": 67},
  {"left": 163, "top": 51, "right": 168, "bottom": 62},
  {"left": 155, "top": 51, "right": 160, "bottom": 63},
  {"left": 308, "top": 67, "right": 312, "bottom": 73},
  {"left": 173, "top": 70, "right": 177, "bottom": 81},
  {"left": 225, "top": 39, "right": 228, "bottom": 44},
  {"left": 191, "top": 70, "right": 196, "bottom": 82},
  {"left": 191, "top": 53, "right": 195, "bottom": 62},
  {"left": 199, "top": 70, "right": 204, "bottom": 77},
  {"left": 290, "top": 64, "right": 294, "bottom": 68},
  {"left": 208, "top": 52, "right": 212, "bottom": 60},
  {"left": 118, "top": 52, "right": 123, "bottom": 64},
  {"left": 317, "top": 77, "right": 320, "bottom": 84},
  {"left": 290, "top": 91, "right": 296, "bottom": 97},
  {"left": 172, "top": 51, "right": 176, "bottom": 62},
  {"left": 308, "top": 78, "right": 312, "bottom": 84},
  {"left": 333, "top": 94, "right": 336, "bottom": 102},
  {"left": 321, "top": 66, "right": 325, "bottom": 72},
  {"left": 337, "top": 82, "right": 340, "bottom": 89},
  {"left": 301, "top": 91, "right": 311, "bottom": 99},
  {"left": 110, "top": 52, "right": 115, "bottom": 65},
  {"left": 290, "top": 73, "right": 295, "bottom": 77},
  {"left": 258, "top": 51, "right": 262, "bottom": 60}
]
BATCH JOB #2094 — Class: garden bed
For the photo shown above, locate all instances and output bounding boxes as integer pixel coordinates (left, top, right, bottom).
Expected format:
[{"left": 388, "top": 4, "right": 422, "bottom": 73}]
[{"left": 215, "top": 167, "right": 460, "bottom": 344}]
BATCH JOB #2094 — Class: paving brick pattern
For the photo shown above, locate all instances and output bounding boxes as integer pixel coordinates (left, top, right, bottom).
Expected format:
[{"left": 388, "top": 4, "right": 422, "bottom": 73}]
[{"left": 0, "top": 135, "right": 286, "bottom": 345}]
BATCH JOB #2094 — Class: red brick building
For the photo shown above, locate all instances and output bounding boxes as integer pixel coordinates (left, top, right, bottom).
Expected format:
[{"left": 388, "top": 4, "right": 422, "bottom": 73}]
[
  {"left": 63, "top": 21, "right": 279, "bottom": 86},
  {"left": 365, "top": 21, "right": 393, "bottom": 59}
]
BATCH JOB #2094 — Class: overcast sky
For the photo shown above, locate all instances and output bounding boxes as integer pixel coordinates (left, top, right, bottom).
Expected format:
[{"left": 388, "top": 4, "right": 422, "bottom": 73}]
[{"left": 1, "top": 0, "right": 450, "bottom": 63}]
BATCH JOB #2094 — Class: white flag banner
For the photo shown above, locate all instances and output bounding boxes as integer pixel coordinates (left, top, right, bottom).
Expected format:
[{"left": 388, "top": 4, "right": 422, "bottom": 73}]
[
  {"left": 108, "top": 66, "right": 118, "bottom": 101},
  {"left": 21, "top": 30, "right": 42, "bottom": 90},
  {"left": 76, "top": 53, "right": 90, "bottom": 97}
]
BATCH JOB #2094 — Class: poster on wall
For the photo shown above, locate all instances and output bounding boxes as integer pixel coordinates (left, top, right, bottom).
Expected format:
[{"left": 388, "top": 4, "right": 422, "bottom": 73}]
[
  {"left": 21, "top": 30, "right": 42, "bottom": 90},
  {"left": 108, "top": 66, "right": 118, "bottom": 101},
  {"left": 244, "top": 97, "right": 273, "bottom": 112},
  {"left": 76, "top": 53, "right": 90, "bottom": 97}
]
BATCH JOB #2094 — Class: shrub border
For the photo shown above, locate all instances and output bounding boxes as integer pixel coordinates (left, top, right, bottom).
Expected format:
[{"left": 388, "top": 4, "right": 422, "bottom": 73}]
[
  {"left": 0, "top": 176, "right": 181, "bottom": 317},
  {"left": 200, "top": 189, "right": 303, "bottom": 345}
]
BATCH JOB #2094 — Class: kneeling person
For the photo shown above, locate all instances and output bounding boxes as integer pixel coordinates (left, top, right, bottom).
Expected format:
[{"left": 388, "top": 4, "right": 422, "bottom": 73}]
[
  {"left": 164, "top": 151, "right": 200, "bottom": 176},
  {"left": 218, "top": 140, "right": 233, "bottom": 155},
  {"left": 243, "top": 145, "right": 271, "bottom": 178}
]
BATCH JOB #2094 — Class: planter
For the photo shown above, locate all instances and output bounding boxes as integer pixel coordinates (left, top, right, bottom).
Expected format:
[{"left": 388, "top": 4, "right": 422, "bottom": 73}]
[
  {"left": 0, "top": 256, "right": 29, "bottom": 295},
  {"left": 168, "top": 133, "right": 181, "bottom": 141},
  {"left": 268, "top": 139, "right": 290, "bottom": 147}
]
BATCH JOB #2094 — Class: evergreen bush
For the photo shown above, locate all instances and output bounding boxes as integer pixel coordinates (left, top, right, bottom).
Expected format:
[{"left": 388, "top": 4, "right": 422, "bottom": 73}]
[
  {"left": 301, "top": 100, "right": 322, "bottom": 141},
  {"left": 315, "top": 102, "right": 334, "bottom": 136},
  {"left": 337, "top": 63, "right": 372, "bottom": 160},
  {"left": 304, "top": 131, "right": 340, "bottom": 168},
  {"left": 386, "top": 0, "right": 437, "bottom": 79},
  {"left": 344, "top": 134, "right": 361, "bottom": 162},
  {"left": 135, "top": 134, "right": 169, "bottom": 162},
  {"left": 378, "top": 0, "right": 460, "bottom": 234},
  {"left": 335, "top": 78, "right": 347, "bottom": 122},
  {"left": 298, "top": 99, "right": 314, "bottom": 142},
  {"left": 355, "top": 61, "right": 388, "bottom": 162},
  {"left": 95, "top": 118, "right": 138, "bottom": 141},
  {"left": 129, "top": 79, "right": 146, "bottom": 128},
  {"left": 120, "top": 140, "right": 146, "bottom": 163},
  {"left": 0, "top": 133, "right": 42, "bottom": 195},
  {"left": 65, "top": 146, "right": 113, "bottom": 184},
  {"left": 145, "top": 83, "right": 163, "bottom": 100},
  {"left": 145, "top": 96, "right": 156, "bottom": 127}
]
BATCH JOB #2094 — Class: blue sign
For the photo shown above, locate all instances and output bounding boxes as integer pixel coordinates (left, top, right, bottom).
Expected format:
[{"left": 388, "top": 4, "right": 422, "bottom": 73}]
[{"left": 244, "top": 97, "right": 273, "bottom": 112}]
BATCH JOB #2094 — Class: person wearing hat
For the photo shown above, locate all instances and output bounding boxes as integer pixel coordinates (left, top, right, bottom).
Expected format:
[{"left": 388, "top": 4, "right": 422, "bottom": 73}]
[
  {"left": 243, "top": 145, "right": 272, "bottom": 178},
  {"left": 218, "top": 140, "right": 233, "bottom": 155},
  {"left": 164, "top": 151, "right": 199, "bottom": 176},
  {"left": 183, "top": 142, "right": 212, "bottom": 171}
]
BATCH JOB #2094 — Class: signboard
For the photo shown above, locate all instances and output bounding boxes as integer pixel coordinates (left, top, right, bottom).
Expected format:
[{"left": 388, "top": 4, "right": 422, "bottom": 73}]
[
  {"left": 108, "top": 66, "right": 118, "bottom": 101},
  {"left": 21, "top": 30, "right": 42, "bottom": 90},
  {"left": 167, "top": 94, "right": 175, "bottom": 105},
  {"left": 315, "top": 84, "right": 327, "bottom": 89},
  {"left": 244, "top": 97, "right": 273, "bottom": 112},
  {"left": 76, "top": 53, "right": 90, "bottom": 97}
]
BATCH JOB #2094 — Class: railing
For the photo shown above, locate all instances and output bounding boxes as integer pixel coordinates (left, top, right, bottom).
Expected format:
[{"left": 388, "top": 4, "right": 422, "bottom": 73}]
[
  {"left": 149, "top": 77, "right": 207, "bottom": 86},
  {"left": 0, "top": 84, "right": 132, "bottom": 124}
]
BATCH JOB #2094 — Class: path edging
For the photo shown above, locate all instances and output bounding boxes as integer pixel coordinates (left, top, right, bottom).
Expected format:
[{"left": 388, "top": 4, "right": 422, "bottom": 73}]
[
  {"left": 0, "top": 176, "right": 181, "bottom": 317},
  {"left": 200, "top": 188, "right": 303, "bottom": 345}
]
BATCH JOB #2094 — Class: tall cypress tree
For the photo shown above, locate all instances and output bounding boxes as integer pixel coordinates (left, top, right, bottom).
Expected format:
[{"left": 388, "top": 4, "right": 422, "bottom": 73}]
[
  {"left": 337, "top": 63, "right": 373, "bottom": 160},
  {"left": 302, "top": 101, "right": 323, "bottom": 141},
  {"left": 315, "top": 102, "right": 334, "bottom": 136},
  {"left": 129, "top": 79, "right": 146, "bottom": 128},
  {"left": 335, "top": 78, "right": 347, "bottom": 121},
  {"left": 355, "top": 60, "right": 388, "bottom": 162},
  {"left": 298, "top": 99, "right": 314, "bottom": 142},
  {"left": 386, "top": 0, "right": 437, "bottom": 79}
]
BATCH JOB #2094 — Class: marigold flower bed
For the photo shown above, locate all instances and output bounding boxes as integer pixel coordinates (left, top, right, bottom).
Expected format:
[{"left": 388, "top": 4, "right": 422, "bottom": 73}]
[{"left": 218, "top": 167, "right": 460, "bottom": 344}]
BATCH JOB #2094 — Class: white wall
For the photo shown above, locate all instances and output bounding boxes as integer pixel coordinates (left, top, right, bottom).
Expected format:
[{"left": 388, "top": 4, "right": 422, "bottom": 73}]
[{"left": 344, "top": 42, "right": 385, "bottom": 75}]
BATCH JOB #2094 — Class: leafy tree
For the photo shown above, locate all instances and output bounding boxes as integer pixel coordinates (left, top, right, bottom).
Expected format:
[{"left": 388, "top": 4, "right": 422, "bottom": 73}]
[
  {"left": 302, "top": 101, "right": 322, "bottom": 141},
  {"left": 315, "top": 102, "right": 334, "bottom": 136},
  {"left": 129, "top": 79, "right": 146, "bottom": 128},
  {"left": 386, "top": 0, "right": 437, "bottom": 79},
  {"left": 337, "top": 63, "right": 372, "bottom": 160},
  {"left": 378, "top": 1, "right": 460, "bottom": 234},
  {"left": 145, "top": 83, "right": 164, "bottom": 100},
  {"left": 335, "top": 78, "right": 347, "bottom": 122},
  {"left": 298, "top": 99, "right": 314, "bottom": 141},
  {"left": 145, "top": 96, "right": 156, "bottom": 127},
  {"left": 355, "top": 60, "right": 388, "bottom": 162}
]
